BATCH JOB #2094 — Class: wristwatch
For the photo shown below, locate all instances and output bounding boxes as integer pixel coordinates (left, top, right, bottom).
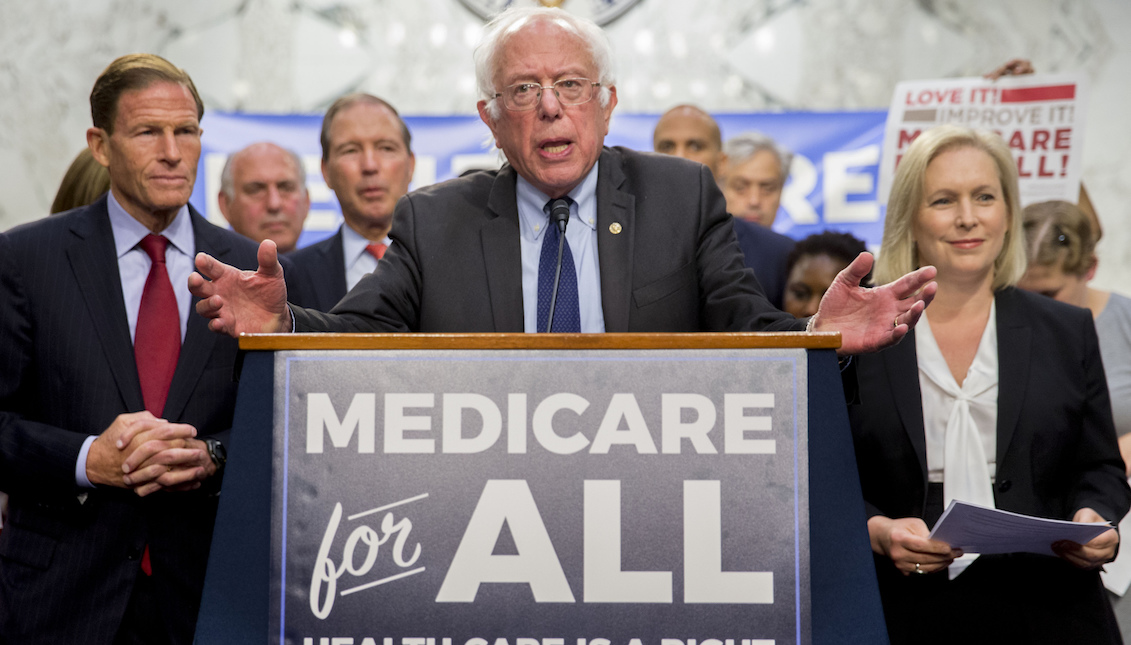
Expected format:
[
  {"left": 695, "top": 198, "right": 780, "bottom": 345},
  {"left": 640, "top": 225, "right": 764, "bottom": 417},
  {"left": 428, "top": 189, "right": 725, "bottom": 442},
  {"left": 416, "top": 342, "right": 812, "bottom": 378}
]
[{"left": 203, "top": 437, "right": 227, "bottom": 473}]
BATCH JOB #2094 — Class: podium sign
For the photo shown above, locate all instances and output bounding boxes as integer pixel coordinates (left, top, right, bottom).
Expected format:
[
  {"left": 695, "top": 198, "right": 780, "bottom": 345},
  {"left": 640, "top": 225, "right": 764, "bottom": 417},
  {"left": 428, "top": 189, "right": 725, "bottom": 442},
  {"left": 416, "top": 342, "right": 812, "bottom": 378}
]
[{"left": 270, "top": 348, "right": 811, "bottom": 645}]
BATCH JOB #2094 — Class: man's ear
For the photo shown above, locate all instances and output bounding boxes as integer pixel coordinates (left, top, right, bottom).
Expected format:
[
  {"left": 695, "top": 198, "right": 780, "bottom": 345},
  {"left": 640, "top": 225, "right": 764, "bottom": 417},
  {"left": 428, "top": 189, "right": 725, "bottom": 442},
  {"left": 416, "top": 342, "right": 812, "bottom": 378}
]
[
  {"left": 601, "top": 86, "right": 618, "bottom": 134},
  {"left": 217, "top": 191, "right": 232, "bottom": 223},
  {"left": 87, "top": 128, "right": 111, "bottom": 168},
  {"left": 477, "top": 101, "right": 501, "bottom": 149}
]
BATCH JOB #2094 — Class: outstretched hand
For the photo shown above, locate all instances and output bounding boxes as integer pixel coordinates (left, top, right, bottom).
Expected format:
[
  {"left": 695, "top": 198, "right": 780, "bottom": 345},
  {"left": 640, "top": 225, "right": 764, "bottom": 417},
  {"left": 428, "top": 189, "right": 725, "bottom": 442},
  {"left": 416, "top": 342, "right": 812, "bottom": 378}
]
[
  {"left": 809, "top": 252, "right": 937, "bottom": 356},
  {"left": 188, "top": 239, "right": 291, "bottom": 338}
]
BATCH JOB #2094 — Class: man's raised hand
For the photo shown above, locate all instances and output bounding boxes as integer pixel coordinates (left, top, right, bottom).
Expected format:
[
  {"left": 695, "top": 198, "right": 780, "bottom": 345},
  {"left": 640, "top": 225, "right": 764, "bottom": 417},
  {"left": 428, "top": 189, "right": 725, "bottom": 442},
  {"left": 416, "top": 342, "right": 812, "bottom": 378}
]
[
  {"left": 810, "top": 252, "right": 937, "bottom": 356},
  {"left": 188, "top": 239, "right": 291, "bottom": 338}
]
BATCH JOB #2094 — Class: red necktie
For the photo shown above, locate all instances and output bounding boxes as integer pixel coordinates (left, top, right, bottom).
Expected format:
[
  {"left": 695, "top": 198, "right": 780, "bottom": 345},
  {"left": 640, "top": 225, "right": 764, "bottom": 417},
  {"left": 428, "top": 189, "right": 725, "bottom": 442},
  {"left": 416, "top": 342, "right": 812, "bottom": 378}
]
[
  {"left": 135, "top": 235, "right": 180, "bottom": 577},
  {"left": 365, "top": 242, "right": 387, "bottom": 260},
  {"left": 135, "top": 234, "right": 181, "bottom": 416}
]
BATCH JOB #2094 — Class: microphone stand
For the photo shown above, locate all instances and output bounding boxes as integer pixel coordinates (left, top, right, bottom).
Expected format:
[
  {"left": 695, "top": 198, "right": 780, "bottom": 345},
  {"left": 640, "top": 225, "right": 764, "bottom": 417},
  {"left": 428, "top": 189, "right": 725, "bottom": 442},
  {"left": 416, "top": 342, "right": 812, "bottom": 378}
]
[{"left": 544, "top": 198, "right": 571, "bottom": 333}]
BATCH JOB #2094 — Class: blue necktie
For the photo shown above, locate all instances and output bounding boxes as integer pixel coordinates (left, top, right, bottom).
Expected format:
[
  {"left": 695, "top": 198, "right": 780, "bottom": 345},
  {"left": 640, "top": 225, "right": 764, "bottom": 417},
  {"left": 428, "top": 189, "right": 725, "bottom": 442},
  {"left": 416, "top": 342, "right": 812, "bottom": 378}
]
[{"left": 537, "top": 197, "right": 580, "bottom": 332}]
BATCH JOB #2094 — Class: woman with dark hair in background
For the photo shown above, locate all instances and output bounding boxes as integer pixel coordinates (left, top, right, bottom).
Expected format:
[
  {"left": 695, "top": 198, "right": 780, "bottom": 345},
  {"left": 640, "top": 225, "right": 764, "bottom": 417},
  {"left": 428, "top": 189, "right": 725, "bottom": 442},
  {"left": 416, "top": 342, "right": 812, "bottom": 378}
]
[
  {"left": 781, "top": 231, "right": 869, "bottom": 319},
  {"left": 850, "top": 124, "right": 1128, "bottom": 644}
]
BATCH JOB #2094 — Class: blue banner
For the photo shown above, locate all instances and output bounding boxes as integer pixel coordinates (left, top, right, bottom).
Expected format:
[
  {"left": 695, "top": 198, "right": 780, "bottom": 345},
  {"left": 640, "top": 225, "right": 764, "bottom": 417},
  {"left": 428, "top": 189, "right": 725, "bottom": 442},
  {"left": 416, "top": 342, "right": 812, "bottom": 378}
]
[{"left": 194, "top": 111, "right": 888, "bottom": 250}]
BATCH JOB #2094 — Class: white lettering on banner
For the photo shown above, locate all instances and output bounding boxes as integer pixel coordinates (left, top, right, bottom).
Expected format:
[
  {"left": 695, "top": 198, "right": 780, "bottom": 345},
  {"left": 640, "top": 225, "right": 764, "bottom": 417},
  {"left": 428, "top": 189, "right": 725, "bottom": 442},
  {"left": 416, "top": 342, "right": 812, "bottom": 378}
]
[
  {"left": 310, "top": 496, "right": 425, "bottom": 619},
  {"left": 306, "top": 393, "right": 776, "bottom": 456},
  {"left": 508, "top": 394, "right": 527, "bottom": 453},
  {"left": 781, "top": 154, "right": 819, "bottom": 225},
  {"left": 661, "top": 394, "right": 718, "bottom": 454},
  {"left": 385, "top": 393, "right": 435, "bottom": 453},
  {"left": 662, "top": 640, "right": 776, "bottom": 645},
  {"left": 300, "top": 633, "right": 773, "bottom": 638},
  {"left": 436, "top": 480, "right": 576, "bottom": 602},
  {"left": 438, "top": 479, "right": 772, "bottom": 604},
  {"left": 584, "top": 480, "right": 672, "bottom": 602},
  {"left": 307, "top": 393, "right": 375, "bottom": 454},
  {"left": 684, "top": 481, "right": 773, "bottom": 603},
  {"left": 532, "top": 393, "right": 591, "bottom": 454},
  {"left": 443, "top": 394, "right": 502, "bottom": 453},
  {"left": 723, "top": 394, "right": 775, "bottom": 454},
  {"left": 823, "top": 145, "right": 881, "bottom": 224},
  {"left": 590, "top": 394, "right": 658, "bottom": 454}
]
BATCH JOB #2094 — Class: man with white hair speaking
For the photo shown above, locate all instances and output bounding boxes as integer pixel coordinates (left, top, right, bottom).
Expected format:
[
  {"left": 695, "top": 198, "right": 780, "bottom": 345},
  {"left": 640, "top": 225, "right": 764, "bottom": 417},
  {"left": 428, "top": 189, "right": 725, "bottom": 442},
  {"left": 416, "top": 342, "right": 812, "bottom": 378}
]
[{"left": 188, "top": 7, "right": 935, "bottom": 356}]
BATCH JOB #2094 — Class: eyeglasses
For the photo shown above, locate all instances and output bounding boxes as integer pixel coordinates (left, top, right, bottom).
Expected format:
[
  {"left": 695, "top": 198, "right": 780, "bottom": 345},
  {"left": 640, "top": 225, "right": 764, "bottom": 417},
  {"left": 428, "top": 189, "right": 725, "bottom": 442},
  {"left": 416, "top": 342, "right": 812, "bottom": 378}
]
[{"left": 495, "top": 78, "right": 601, "bottom": 111}]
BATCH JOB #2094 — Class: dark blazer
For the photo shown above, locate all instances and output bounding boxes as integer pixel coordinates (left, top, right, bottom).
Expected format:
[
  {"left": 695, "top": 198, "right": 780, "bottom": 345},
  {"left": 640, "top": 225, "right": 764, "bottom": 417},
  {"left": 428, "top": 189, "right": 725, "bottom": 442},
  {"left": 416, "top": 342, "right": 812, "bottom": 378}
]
[
  {"left": 286, "top": 226, "right": 348, "bottom": 312},
  {"left": 293, "top": 147, "right": 802, "bottom": 334},
  {"left": 732, "top": 217, "right": 794, "bottom": 310},
  {"left": 0, "top": 196, "right": 261, "bottom": 644},
  {"left": 849, "top": 287, "right": 1129, "bottom": 644}
]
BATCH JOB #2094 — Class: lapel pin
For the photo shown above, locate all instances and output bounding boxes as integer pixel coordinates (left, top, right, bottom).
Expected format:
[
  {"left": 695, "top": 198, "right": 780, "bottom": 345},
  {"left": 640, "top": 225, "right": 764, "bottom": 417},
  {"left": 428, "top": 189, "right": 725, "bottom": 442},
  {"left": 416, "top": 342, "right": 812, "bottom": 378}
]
[{"left": 609, "top": 222, "right": 622, "bottom": 234}]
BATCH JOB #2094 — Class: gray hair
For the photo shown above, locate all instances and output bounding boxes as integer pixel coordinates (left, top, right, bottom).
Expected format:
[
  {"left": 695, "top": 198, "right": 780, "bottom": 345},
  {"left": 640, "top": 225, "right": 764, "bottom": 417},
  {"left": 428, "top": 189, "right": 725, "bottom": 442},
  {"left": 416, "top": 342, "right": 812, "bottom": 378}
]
[
  {"left": 723, "top": 132, "right": 793, "bottom": 183},
  {"left": 219, "top": 142, "right": 308, "bottom": 200},
  {"left": 474, "top": 7, "right": 615, "bottom": 121}
]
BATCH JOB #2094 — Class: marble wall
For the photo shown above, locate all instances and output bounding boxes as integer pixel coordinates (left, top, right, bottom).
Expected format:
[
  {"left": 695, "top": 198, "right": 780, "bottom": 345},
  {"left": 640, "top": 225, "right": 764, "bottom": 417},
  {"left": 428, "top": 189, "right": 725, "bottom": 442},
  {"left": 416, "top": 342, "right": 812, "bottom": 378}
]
[{"left": 1, "top": 0, "right": 1127, "bottom": 289}]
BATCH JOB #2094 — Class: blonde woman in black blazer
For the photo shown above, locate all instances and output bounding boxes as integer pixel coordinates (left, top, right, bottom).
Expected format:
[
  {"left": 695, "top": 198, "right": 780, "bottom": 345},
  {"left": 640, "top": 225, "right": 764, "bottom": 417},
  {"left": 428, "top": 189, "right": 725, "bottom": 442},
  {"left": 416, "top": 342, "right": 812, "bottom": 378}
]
[{"left": 850, "top": 124, "right": 1129, "bottom": 644}]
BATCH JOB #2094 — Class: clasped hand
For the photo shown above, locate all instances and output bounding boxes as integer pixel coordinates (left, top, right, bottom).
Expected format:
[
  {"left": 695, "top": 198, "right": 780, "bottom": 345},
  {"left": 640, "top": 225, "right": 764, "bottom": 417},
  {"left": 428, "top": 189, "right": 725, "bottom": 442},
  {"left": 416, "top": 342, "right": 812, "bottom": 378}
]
[
  {"left": 85, "top": 411, "right": 215, "bottom": 497},
  {"left": 1053, "top": 507, "right": 1120, "bottom": 570}
]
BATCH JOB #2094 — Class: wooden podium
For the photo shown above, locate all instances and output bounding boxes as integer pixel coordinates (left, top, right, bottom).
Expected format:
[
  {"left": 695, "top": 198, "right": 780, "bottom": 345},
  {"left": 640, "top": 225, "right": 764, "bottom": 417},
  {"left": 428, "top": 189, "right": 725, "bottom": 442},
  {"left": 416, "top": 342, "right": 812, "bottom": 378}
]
[{"left": 195, "top": 333, "right": 887, "bottom": 645}]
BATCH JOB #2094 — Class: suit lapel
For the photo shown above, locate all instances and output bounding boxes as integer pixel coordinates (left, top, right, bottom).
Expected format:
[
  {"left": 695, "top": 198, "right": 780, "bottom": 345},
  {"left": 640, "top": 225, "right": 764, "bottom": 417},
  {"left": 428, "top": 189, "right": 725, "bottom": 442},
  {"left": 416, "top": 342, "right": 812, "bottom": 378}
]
[
  {"left": 162, "top": 208, "right": 224, "bottom": 420},
  {"left": 326, "top": 228, "right": 348, "bottom": 309},
  {"left": 65, "top": 196, "right": 145, "bottom": 412},
  {"left": 994, "top": 288, "right": 1030, "bottom": 468},
  {"left": 883, "top": 332, "right": 929, "bottom": 478},
  {"left": 595, "top": 148, "right": 635, "bottom": 332},
  {"left": 481, "top": 166, "right": 525, "bottom": 332}
]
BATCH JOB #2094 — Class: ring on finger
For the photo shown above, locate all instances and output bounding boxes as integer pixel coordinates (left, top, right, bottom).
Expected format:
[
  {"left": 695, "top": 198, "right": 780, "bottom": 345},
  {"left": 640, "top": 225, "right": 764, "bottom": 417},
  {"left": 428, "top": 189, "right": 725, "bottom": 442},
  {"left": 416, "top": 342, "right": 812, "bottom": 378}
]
[{"left": 914, "top": 562, "right": 926, "bottom": 575}]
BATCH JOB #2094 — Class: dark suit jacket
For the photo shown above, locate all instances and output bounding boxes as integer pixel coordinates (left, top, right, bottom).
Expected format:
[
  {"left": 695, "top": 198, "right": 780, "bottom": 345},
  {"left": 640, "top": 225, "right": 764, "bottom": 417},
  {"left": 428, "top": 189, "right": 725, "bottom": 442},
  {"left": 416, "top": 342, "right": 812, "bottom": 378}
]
[
  {"left": 0, "top": 196, "right": 261, "bottom": 644},
  {"left": 285, "top": 226, "right": 348, "bottom": 312},
  {"left": 293, "top": 147, "right": 802, "bottom": 334},
  {"left": 849, "top": 287, "right": 1129, "bottom": 644},
  {"left": 732, "top": 217, "right": 794, "bottom": 310}
]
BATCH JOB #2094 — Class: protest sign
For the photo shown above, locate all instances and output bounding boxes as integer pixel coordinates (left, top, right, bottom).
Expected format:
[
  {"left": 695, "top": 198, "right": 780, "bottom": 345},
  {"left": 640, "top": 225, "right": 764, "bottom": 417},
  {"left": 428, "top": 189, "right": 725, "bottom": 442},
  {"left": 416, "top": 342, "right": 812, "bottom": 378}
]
[{"left": 879, "top": 73, "right": 1088, "bottom": 206}]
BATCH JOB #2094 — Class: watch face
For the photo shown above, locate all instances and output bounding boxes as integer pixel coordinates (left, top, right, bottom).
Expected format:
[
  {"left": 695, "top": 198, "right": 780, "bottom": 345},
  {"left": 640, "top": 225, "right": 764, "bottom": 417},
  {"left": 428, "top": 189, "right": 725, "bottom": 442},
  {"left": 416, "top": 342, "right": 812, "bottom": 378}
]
[{"left": 208, "top": 438, "right": 227, "bottom": 465}]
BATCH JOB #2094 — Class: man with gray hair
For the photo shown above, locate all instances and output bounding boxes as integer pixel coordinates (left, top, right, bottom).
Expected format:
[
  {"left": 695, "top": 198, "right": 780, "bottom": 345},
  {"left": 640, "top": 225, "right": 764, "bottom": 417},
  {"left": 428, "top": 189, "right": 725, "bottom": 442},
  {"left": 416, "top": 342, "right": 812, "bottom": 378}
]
[
  {"left": 218, "top": 141, "right": 310, "bottom": 254},
  {"left": 189, "top": 7, "right": 936, "bottom": 359},
  {"left": 722, "top": 131, "right": 793, "bottom": 228},
  {"left": 653, "top": 106, "right": 795, "bottom": 307}
]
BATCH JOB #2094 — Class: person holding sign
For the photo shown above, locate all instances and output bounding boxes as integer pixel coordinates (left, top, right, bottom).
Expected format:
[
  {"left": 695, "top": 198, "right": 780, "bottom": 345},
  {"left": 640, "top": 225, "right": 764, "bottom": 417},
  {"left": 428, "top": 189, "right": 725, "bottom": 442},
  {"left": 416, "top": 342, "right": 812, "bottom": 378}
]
[{"left": 849, "top": 124, "right": 1128, "bottom": 644}]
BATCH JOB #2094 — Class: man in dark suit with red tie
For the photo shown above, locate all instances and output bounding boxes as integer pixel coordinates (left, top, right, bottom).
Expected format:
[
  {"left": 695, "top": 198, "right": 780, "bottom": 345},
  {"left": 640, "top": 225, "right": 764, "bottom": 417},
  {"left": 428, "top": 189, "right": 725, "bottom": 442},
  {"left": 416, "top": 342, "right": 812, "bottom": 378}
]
[
  {"left": 0, "top": 54, "right": 260, "bottom": 644},
  {"left": 285, "top": 93, "right": 415, "bottom": 312}
]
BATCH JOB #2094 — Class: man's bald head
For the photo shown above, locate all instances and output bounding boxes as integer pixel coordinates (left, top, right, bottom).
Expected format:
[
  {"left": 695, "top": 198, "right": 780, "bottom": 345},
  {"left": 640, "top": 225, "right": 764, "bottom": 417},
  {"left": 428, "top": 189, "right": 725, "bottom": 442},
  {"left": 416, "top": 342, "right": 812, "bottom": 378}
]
[{"left": 653, "top": 105, "right": 724, "bottom": 176}]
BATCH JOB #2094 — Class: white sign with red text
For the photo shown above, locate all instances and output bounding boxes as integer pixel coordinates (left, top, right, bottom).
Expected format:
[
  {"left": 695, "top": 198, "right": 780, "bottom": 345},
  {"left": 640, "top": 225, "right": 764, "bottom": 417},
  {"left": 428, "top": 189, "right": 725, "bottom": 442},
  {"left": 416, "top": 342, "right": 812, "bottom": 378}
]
[{"left": 879, "top": 73, "right": 1088, "bottom": 206}]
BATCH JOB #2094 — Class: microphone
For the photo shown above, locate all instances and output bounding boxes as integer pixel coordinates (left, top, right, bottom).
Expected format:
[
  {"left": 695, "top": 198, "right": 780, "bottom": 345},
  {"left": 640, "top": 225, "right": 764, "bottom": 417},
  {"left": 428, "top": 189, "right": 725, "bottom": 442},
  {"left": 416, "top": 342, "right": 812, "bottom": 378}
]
[{"left": 545, "top": 198, "right": 572, "bottom": 333}]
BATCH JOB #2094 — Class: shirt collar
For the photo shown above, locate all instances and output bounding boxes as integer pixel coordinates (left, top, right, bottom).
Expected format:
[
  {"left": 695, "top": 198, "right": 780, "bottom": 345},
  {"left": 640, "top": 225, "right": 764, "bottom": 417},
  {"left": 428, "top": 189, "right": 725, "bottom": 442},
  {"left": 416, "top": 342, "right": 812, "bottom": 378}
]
[
  {"left": 516, "top": 160, "right": 600, "bottom": 242},
  {"left": 107, "top": 190, "right": 193, "bottom": 259},
  {"left": 341, "top": 221, "right": 391, "bottom": 263}
]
